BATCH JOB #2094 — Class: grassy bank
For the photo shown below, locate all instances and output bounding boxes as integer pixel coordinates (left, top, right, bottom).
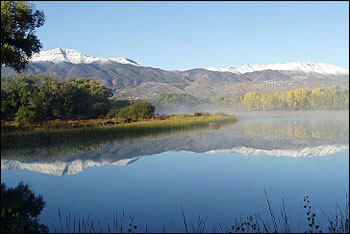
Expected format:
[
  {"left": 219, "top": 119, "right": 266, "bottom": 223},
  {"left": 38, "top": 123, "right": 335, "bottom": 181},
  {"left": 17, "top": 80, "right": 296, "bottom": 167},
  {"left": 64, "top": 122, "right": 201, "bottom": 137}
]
[{"left": 1, "top": 114, "right": 236, "bottom": 133}]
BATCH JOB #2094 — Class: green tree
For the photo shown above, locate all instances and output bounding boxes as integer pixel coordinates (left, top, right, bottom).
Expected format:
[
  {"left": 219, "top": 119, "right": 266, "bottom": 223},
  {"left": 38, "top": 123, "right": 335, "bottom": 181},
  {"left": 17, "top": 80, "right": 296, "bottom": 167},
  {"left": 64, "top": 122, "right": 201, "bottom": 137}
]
[
  {"left": 1, "top": 1, "right": 45, "bottom": 72},
  {"left": 1, "top": 182, "right": 48, "bottom": 233},
  {"left": 37, "top": 76, "right": 61, "bottom": 120},
  {"left": 1, "top": 75, "right": 41, "bottom": 121},
  {"left": 65, "top": 78, "right": 113, "bottom": 119},
  {"left": 1, "top": 75, "right": 114, "bottom": 122}
]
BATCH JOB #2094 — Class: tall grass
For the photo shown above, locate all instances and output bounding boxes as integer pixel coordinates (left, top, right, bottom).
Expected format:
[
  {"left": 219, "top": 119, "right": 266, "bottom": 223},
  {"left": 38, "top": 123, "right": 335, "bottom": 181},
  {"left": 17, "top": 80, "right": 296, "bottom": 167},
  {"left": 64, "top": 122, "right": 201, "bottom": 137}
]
[
  {"left": 1, "top": 114, "right": 236, "bottom": 160},
  {"left": 1, "top": 114, "right": 236, "bottom": 134},
  {"left": 50, "top": 194, "right": 349, "bottom": 233}
]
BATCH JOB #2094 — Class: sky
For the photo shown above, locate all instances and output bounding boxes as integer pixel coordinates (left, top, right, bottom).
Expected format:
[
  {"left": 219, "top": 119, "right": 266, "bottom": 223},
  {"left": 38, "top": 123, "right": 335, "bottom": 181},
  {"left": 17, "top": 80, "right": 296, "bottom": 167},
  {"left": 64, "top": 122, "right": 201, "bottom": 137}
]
[{"left": 32, "top": 1, "right": 349, "bottom": 70}]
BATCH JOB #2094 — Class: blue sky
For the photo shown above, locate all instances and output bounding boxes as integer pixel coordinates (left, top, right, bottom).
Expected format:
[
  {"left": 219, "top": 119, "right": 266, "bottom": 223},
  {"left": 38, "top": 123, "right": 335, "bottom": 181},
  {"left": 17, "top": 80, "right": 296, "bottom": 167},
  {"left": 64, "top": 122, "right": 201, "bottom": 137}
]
[{"left": 33, "top": 1, "right": 349, "bottom": 70}]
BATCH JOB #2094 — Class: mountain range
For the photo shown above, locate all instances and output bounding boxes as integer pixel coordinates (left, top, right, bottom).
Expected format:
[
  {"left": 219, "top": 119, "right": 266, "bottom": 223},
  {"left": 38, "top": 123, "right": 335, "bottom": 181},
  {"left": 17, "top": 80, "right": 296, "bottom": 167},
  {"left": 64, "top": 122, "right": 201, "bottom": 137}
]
[{"left": 1, "top": 48, "right": 349, "bottom": 99}]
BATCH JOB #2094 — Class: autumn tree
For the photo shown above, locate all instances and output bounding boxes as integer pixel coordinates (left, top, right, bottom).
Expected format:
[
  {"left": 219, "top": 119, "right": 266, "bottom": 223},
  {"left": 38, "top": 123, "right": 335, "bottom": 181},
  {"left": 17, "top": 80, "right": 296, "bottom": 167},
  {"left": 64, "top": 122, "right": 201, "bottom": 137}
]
[
  {"left": 238, "top": 87, "right": 348, "bottom": 111},
  {"left": 292, "top": 88, "right": 308, "bottom": 110},
  {"left": 308, "top": 88, "right": 326, "bottom": 109},
  {"left": 241, "top": 92, "right": 261, "bottom": 110}
]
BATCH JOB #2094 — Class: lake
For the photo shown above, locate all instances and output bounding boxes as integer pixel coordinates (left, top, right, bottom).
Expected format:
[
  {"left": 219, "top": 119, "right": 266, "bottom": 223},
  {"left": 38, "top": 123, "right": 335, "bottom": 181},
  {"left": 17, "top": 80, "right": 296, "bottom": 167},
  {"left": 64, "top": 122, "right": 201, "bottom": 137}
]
[{"left": 1, "top": 112, "right": 349, "bottom": 233}]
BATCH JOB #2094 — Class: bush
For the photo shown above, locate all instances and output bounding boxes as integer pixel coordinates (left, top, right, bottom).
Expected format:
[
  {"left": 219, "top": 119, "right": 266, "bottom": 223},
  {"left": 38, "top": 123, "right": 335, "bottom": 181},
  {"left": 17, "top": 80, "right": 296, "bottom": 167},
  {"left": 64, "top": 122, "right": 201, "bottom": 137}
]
[
  {"left": 127, "top": 102, "right": 155, "bottom": 120},
  {"left": 107, "top": 102, "right": 155, "bottom": 120}
]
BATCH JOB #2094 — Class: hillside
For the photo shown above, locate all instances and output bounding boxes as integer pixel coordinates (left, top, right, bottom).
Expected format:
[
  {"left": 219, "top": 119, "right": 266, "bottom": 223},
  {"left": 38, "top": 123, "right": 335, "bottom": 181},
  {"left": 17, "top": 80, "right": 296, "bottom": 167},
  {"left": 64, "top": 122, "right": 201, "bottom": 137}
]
[{"left": 1, "top": 48, "right": 349, "bottom": 99}]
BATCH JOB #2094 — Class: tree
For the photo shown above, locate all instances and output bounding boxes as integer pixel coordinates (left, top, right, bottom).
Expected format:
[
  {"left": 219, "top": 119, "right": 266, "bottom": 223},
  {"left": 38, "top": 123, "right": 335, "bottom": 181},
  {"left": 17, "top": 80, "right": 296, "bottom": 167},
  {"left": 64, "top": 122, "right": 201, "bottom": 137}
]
[
  {"left": 292, "top": 88, "right": 308, "bottom": 110},
  {"left": 241, "top": 92, "right": 261, "bottom": 110},
  {"left": 1, "top": 74, "right": 41, "bottom": 121},
  {"left": 1, "top": 75, "right": 114, "bottom": 122},
  {"left": 62, "top": 78, "right": 113, "bottom": 119},
  {"left": 308, "top": 88, "right": 325, "bottom": 109},
  {"left": 260, "top": 92, "right": 275, "bottom": 111},
  {"left": 1, "top": 182, "right": 48, "bottom": 233},
  {"left": 1, "top": 1, "right": 45, "bottom": 72}
]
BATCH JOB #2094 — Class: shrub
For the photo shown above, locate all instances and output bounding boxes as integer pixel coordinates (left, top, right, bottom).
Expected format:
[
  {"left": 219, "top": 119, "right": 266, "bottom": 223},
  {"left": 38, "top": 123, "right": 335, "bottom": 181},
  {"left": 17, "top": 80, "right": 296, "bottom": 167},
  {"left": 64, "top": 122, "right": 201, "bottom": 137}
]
[
  {"left": 128, "top": 102, "right": 155, "bottom": 120},
  {"left": 106, "top": 102, "right": 155, "bottom": 120}
]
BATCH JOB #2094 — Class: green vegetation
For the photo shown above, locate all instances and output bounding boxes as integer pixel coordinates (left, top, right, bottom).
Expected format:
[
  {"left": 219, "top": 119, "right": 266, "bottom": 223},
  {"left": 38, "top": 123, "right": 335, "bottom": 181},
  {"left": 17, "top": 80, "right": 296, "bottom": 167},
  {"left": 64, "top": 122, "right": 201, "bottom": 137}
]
[
  {"left": 1, "top": 75, "right": 136, "bottom": 124},
  {"left": 0, "top": 75, "right": 160, "bottom": 125},
  {"left": 107, "top": 102, "right": 155, "bottom": 120},
  {"left": 1, "top": 1, "right": 45, "bottom": 72},
  {"left": 240, "top": 87, "right": 349, "bottom": 111},
  {"left": 1, "top": 182, "right": 48, "bottom": 233}
]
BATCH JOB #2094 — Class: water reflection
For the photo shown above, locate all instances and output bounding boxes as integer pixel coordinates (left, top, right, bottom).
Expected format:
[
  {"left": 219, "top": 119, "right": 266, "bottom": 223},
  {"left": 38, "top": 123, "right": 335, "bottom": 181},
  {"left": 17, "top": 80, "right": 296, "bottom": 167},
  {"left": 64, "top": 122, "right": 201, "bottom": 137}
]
[{"left": 1, "top": 113, "right": 349, "bottom": 176}]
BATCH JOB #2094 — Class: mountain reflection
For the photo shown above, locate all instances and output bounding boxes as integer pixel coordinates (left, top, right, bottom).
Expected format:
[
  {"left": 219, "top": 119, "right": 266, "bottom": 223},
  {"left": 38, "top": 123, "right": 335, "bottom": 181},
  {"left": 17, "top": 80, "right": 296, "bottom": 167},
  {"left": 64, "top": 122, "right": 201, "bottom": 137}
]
[{"left": 1, "top": 113, "right": 349, "bottom": 176}]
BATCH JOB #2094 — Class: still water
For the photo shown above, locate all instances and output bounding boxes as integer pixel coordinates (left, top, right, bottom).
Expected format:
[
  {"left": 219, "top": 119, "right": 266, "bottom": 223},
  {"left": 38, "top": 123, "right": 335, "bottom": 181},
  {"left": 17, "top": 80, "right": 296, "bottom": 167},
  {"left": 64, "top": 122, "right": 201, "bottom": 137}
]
[{"left": 1, "top": 113, "right": 349, "bottom": 232}]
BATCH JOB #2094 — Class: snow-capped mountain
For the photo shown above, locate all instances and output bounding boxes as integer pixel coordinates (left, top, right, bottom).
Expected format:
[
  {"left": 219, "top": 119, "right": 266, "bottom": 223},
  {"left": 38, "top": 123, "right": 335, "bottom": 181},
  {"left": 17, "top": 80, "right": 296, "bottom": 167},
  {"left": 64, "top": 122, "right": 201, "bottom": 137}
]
[
  {"left": 206, "top": 62, "right": 349, "bottom": 75},
  {"left": 30, "top": 49, "right": 349, "bottom": 75},
  {"left": 30, "top": 48, "right": 140, "bottom": 66}
]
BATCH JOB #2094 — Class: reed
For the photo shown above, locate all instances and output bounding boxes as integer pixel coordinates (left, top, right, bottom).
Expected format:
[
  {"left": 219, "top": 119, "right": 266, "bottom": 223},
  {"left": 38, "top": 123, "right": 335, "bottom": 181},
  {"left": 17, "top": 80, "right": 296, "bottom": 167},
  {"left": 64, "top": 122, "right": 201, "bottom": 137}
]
[{"left": 51, "top": 194, "right": 349, "bottom": 233}]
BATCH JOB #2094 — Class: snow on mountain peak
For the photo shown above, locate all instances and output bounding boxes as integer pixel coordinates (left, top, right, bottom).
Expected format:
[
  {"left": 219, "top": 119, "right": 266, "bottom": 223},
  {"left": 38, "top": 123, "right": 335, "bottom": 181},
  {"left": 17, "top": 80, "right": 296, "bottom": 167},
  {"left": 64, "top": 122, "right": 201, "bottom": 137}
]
[
  {"left": 30, "top": 48, "right": 140, "bottom": 66},
  {"left": 206, "top": 62, "right": 349, "bottom": 75},
  {"left": 29, "top": 49, "right": 349, "bottom": 75}
]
